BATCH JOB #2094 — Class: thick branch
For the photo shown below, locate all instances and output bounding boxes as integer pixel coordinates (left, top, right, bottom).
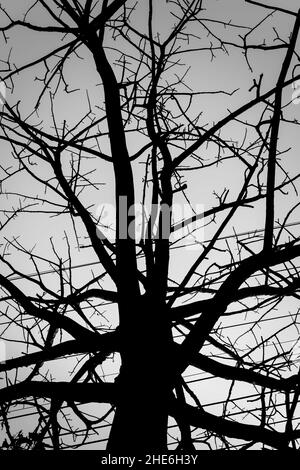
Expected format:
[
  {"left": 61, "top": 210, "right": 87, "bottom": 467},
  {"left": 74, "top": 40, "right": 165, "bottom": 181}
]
[
  {"left": 263, "top": 9, "right": 300, "bottom": 251},
  {"left": 0, "top": 330, "right": 120, "bottom": 373},
  {"left": 171, "top": 280, "right": 300, "bottom": 320},
  {"left": 189, "top": 352, "right": 299, "bottom": 393},
  {"left": 0, "top": 273, "right": 99, "bottom": 342},
  {"left": 178, "top": 243, "right": 300, "bottom": 372},
  {"left": 171, "top": 399, "right": 295, "bottom": 450}
]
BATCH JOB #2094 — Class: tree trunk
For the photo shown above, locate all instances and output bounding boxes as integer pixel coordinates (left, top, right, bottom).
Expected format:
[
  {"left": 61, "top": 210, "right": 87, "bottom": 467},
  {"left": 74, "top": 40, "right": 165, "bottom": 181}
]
[{"left": 107, "top": 297, "right": 173, "bottom": 454}]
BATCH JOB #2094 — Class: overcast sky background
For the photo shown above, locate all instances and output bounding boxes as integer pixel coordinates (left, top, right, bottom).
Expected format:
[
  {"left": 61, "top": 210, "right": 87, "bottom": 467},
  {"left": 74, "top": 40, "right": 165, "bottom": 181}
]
[{"left": 1, "top": 0, "right": 300, "bottom": 449}]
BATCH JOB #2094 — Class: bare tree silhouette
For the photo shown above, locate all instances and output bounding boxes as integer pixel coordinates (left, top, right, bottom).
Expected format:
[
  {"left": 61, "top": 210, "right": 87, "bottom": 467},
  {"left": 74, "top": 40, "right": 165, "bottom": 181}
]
[{"left": 1, "top": 0, "right": 300, "bottom": 452}]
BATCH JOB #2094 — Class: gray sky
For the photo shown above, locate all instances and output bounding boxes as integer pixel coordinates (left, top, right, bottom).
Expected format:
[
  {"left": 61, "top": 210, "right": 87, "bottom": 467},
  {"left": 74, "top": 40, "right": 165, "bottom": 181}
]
[{"left": 1, "top": 0, "right": 300, "bottom": 449}]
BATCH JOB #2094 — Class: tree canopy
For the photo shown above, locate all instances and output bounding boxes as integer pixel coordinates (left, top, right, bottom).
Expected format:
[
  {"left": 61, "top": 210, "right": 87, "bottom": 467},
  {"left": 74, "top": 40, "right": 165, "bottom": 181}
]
[{"left": 1, "top": 0, "right": 300, "bottom": 452}]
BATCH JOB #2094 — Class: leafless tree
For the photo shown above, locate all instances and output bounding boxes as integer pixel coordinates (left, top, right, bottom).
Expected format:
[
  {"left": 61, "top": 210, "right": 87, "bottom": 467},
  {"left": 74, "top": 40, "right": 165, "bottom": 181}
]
[{"left": 1, "top": 0, "right": 300, "bottom": 452}]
